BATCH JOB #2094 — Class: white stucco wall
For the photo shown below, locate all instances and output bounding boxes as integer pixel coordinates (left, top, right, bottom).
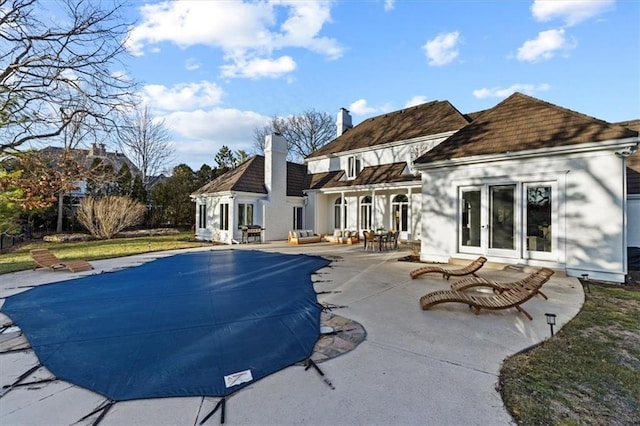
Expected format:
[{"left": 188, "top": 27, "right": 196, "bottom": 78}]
[
  {"left": 419, "top": 149, "right": 628, "bottom": 282},
  {"left": 193, "top": 194, "right": 235, "bottom": 244},
  {"left": 263, "top": 134, "right": 290, "bottom": 241},
  {"left": 305, "top": 134, "right": 453, "bottom": 174}
]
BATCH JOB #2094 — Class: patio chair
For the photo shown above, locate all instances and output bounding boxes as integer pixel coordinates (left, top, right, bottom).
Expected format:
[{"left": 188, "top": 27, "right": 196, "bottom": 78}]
[
  {"left": 363, "top": 231, "right": 377, "bottom": 251},
  {"left": 419, "top": 268, "right": 554, "bottom": 320},
  {"left": 410, "top": 256, "right": 487, "bottom": 280},
  {"left": 31, "top": 249, "right": 94, "bottom": 273},
  {"left": 450, "top": 268, "right": 552, "bottom": 300},
  {"left": 385, "top": 231, "right": 399, "bottom": 250}
]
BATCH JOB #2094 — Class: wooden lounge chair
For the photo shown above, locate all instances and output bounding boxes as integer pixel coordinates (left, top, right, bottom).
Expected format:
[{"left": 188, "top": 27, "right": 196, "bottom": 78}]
[
  {"left": 419, "top": 268, "right": 554, "bottom": 320},
  {"left": 31, "top": 249, "right": 94, "bottom": 273},
  {"left": 410, "top": 256, "right": 487, "bottom": 280},
  {"left": 450, "top": 268, "right": 552, "bottom": 300}
]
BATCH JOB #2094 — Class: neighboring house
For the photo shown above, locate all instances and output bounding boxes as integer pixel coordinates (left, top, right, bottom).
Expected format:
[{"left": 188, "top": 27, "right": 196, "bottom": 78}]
[
  {"left": 40, "top": 143, "right": 139, "bottom": 198},
  {"left": 413, "top": 93, "right": 638, "bottom": 283},
  {"left": 192, "top": 93, "right": 639, "bottom": 282}
]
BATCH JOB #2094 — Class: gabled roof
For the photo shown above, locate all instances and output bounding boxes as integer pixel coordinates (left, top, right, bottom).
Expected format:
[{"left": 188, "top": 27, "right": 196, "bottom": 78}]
[
  {"left": 306, "top": 162, "right": 418, "bottom": 190},
  {"left": 191, "top": 156, "right": 308, "bottom": 197},
  {"left": 415, "top": 93, "right": 639, "bottom": 163},
  {"left": 306, "top": 101, "right": 470, "bottom": 159},
  {"left": 618, "top": 119, "right": 640, "bottom": 194}
]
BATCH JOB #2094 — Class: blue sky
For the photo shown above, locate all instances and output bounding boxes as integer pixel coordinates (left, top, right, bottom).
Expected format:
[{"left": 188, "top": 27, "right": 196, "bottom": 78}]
[{"left": 122, "top": 0, "right": 639, "bottom": 169}]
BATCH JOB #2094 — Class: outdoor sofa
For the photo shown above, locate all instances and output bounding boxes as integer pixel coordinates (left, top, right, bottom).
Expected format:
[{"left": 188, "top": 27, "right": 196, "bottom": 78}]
[
  {"left": 288, "top": 230, "right": 322, "bottom": 244},
  {"left": 324, "top": 230, "right": 360, "bottom": 244}
]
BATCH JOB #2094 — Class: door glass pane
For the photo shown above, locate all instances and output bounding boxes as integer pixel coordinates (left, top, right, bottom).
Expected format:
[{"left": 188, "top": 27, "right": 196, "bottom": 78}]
[
  {"left": 490, "top": 186, "right": 515, "bottom": 250},
  {"left": 461, "top": 189, "right": 481, "bottom": 247},
  {"left": 526, "top": 186, "right": 552, "bottom": 252}
]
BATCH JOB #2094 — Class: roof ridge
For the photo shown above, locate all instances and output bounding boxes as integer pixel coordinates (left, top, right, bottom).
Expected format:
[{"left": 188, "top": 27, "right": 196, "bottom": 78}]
[{"left": 502, "top": 92, "right": 630, "bottom": 131}]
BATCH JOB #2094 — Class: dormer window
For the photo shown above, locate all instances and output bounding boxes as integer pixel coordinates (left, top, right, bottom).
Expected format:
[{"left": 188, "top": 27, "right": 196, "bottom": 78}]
[{"left": 347, "top": 155, "right": 362, "bottom": 179}]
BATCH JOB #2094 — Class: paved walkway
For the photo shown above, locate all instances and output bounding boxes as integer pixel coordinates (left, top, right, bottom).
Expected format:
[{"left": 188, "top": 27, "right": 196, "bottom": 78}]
[{"left": 0, "top": 242, "right": 584, "bottom": 425}]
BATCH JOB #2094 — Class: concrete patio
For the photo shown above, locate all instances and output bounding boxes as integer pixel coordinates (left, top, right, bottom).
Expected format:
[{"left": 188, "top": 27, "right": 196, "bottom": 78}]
[{"left": 0, "top": 242, "right": 584, "bottom": 425}]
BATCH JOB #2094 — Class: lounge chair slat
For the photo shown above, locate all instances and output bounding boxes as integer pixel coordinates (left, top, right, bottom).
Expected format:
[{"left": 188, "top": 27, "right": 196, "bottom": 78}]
[
  {"left": 410, "top": 257, "right": 487, "bottom": 280},
  {"left": 31, "top": 249, "right": 93, "bottom": 273}
]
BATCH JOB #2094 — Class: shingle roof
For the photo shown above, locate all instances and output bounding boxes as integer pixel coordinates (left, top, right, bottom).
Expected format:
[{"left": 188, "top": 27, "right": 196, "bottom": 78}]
[
  {"left": 191, "top": 156, "right": 308, "bottom": 197},
  {"left": 618, "top": 119, "right": 640, "bottom": 194},
  {"left": 306, "top": 101, "right": 470, "bottom": 159},
  {"left": 415, "top": 93, "right": 639, "bottom": 163},
  {"left": 305, "top": 162, "right": 417, "bottom": 190}
]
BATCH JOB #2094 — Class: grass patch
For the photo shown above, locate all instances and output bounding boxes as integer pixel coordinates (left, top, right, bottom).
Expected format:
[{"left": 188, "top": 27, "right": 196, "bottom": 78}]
[
  {"left": 500, "top": 283, "right": 640, "bottom": 425},
  {"left": 0, "top": 232, "right": 212, "bottom": 275}
]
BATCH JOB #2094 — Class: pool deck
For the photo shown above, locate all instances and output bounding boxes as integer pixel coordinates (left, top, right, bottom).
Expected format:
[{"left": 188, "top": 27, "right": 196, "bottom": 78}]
[{"left": 0, "top": 242, "right": 584, "bottom": 425}]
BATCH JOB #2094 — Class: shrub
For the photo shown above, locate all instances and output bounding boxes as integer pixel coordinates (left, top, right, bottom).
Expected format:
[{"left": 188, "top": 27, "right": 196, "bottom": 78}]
[{"left": 76, "top": 196, "right": 146, "bottom": 239}]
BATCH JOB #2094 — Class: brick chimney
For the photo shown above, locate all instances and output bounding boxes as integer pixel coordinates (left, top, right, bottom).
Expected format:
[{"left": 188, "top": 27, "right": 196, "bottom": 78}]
[{"left": 337, "top": 107, "right": 353, "bottom": 137}]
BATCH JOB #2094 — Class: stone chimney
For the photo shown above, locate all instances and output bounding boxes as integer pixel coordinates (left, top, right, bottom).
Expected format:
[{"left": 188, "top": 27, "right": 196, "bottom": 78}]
[
  {"left": 264, "top": 133, "right": 287, "bottom": 203},
  {"left": 336, "top": 107, "right": 353, "bottom": 137},
  {"left": 88, "top": 143, "right": 107, "bottom": 156}
]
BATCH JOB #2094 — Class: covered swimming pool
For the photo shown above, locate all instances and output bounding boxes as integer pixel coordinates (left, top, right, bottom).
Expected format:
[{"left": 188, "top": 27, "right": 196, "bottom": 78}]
[{"left": 1, "top": 250, "right": 331, "bottom": 403}]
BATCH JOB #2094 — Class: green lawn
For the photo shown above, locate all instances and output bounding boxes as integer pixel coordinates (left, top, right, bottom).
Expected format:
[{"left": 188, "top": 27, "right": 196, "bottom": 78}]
[
  {"left": 500, "top": 283, "right": 640, "bottom": 425},
  {"left": 0, "top": 232, "right": 212, "bottom": 275}
]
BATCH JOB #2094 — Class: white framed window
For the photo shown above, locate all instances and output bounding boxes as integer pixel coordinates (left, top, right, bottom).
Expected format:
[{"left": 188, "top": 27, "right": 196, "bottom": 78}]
[
  {"left": 334, "top": 197, "right": 347, "bottom": 229},
  {"left": 198, "top": 204, "right": 207, "bottom": 229},
  {"left": 360, "top": 196, "right": 372, "bottom": 230},
  {"left": 525, "top": 184, "right": 553, "bottom": 253},
  {"left": 293, "top": 206, "right": 304, "bottom": 230},
  {"left": 237, "top": 203, "right": 254, "bottom": 228},
  {"left": 219, "top": 203, "right": 229, "bottom": 230},
  {"left": 347, "top": 156, "right": 362, "bottom": 179},
  {"left": 392, "top": 194, "right": 408, "bottom": 232}
]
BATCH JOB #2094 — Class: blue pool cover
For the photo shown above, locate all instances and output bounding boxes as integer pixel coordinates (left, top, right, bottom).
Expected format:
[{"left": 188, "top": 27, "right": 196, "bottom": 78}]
[{"left": 1, "top": 250, "right": 331, "bottom": 401}]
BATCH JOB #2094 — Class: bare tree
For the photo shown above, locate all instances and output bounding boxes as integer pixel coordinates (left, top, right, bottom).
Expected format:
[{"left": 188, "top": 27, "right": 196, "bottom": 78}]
[
  {"left": 0, "top": 0, "right": 135, "bottom": 153},
  {"left": 76, "top": 195, "right": 145, "bottom": 239},
  {"left": 253, "top": 109, "right": 334, "bottom": 163},
  {"left": 116, "top": 105, "right": 174, "bottom": 187}
]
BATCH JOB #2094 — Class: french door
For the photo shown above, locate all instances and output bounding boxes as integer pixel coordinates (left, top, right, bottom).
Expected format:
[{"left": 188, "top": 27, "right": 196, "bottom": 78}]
[
  {"left": 459, "top": 184, "right": 518, "bottom": 257},
  {"left": 459, "top": 183, "right": 555, "bottom": 259}
]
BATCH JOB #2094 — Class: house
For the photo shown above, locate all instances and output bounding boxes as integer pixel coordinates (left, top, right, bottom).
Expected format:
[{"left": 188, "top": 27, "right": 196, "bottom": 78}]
[
  {"left": 40, "top": 143, "right": 140, "bottom": 198},
  {"left": 618, "top": 119, "right": 640, "bottom": 248},
  {"left": 413, "top": 93, "right": 638, "bottom": 283},
  {"left": 191, "top": 134, "right": 307, "bottom": 244},
  {"left": 192, "top": 101, "right": 469, "bottom": 244},
  {"left": 192, "top": 93, "right": 639, "bottom": 282}
]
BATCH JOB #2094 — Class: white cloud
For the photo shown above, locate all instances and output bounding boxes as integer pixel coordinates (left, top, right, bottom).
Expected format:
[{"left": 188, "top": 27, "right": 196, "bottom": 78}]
[
  {"left": 516, "top": 28, "right": 576, "bottom": 62},
  {"left": 405, "top": 95, "right": 429, "bottom": 108},
  {"left": 384, "top": 0, "right": 395, "bottom": 12},
  {"left": 127, "top": 1, "right": 343, "bottom": 79},
  {"left": 423, "top": 31, "right": 460, "bottom": 66},
  {"left": 164, "top": 108, "right": 268, "bottom": 143},
  {"left": 140, "top": 81, "right": 224, "bottom": 112},
  {"left": 349, "top": 99, "right": 379, "bottom": 115},
  {"left": 531, "top": 0, "right": 615, "bottom": 27},
  {"left": 220, "top": 55, "right": 296, "bottom": 79},
  {"left": 162, "top": 108, "right": 270, "bottom": 167},
  {"left": 472, "top": 83, "right": 551, "bottom": 99}
]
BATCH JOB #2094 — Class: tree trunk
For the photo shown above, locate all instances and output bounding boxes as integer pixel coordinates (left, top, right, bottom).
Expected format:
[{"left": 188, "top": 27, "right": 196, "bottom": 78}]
[{"left": 56, "top": 193, "right": 64, "bottom": 233}]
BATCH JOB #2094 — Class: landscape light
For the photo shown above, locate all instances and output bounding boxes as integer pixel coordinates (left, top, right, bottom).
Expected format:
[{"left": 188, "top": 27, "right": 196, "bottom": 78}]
[
  {"left": 545, "top": 313, "right": 556, "bottom": 337},
  {"left": 581, "top": 273, "right": 591, "bottom": 293}
]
